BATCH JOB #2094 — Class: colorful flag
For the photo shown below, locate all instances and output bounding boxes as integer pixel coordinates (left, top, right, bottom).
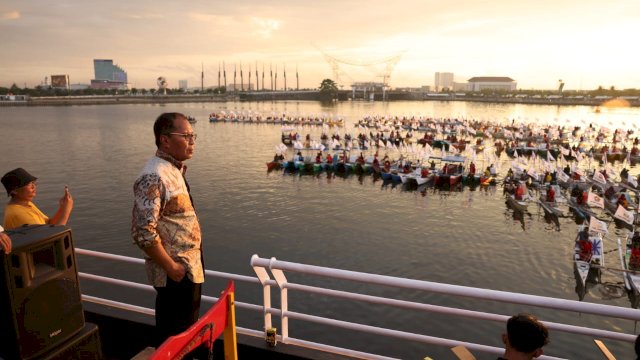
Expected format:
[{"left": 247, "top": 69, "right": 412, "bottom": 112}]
[
  {"left": 588, "top": 216, "right": 608, "bottom": 234},
  {"left": 614, "top": 204, "right": 635, "bottom": 225},
  {"left": 587, "top": 192, "right": 605, "bottom": 209}
]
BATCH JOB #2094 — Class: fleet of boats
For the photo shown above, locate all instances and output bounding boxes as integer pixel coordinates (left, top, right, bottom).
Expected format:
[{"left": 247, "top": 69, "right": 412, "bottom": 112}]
[{"left": 258, "top": 113, "right": 640, "bottom": 305}]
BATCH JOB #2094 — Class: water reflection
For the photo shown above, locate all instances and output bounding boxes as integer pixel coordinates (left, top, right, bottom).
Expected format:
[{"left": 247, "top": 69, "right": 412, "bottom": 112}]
[{"left": 2, "top": 101, "right": 640, "bottom": 359}]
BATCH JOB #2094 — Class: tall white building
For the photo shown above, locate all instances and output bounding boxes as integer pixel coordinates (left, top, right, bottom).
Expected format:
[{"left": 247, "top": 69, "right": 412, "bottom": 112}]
[
  {"left": 179, "top": 80, "right": 188, "bottom": 91},
  {"left": 435, "top": 72, "right": 454, "bottom": 91}
]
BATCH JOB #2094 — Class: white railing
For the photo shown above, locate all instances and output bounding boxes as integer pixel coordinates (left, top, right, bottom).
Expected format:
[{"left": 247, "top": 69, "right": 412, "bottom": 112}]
[{"left": 76, "top": 248, "right": 639, "bottom": 360}]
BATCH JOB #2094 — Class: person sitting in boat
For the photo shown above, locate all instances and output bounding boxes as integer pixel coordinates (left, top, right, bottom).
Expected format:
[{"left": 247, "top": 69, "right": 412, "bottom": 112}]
[
  {"left": 484, "top": 167, "right": 491, "bottom": 178},
  {"left": 506, "top": 168, "right": 514, "bottom": 179},
  {"left": 546, "top": 186, "right": 556, "bottom": 203},
  {"left": 577, "top": 190, "right": 588, "bottom": 205},
  {"left": 544, "top": 172, "right": 552, "bottom": 184},
  {"left": 489, "top": 164, "right": 497, "bottom": 176},
  {"left": 430, "top": 160, "right": 436, "bottom": 170},
  {"left": 326, "top": 153, "right": 333, "bottom": 164},
  {"left": 421, "top": 167, "right": 430, "bottom": 178},
  {"left": 469, "top": 162, "right": 476, "bottom": 175},
  {"left": 273, "top": 153, "right": 284, "bottom": 162},
  {"left": 383, "top": 160, "right": 391, "bottom": 173},
  {"left": 340, "top": 151, "right": 348, "bottom": 163},
  {"left": 619, "top": 192, "right": 629, "bottom": 208},
  {"left": 601, "top": 169, "right": 609, "bottom": 181},
  {"left": 372, "top": 154, "right": 379, "bottom": 167},
  {"left": 315, "top": 152, "right": 322, "bottom": 164},
  {"left": 629, "top": 233, "right": 640, "bottom": 271},
  {"left": 604, "top": 185, "right": 616, "bottom": 200},
  {"left": 357, "top": 152, "right": 365, "bottom": 165},
  {"left": 621, "top": 168, "right": 629, "bottom": 181},
  {"left": 515, "top": 183, "right": 525, "bottom": 201},
  {"left": 296, "top": 151, "right": 304, "bottom": 162},
  {"left": 403, "top": 162, "right": 412, "bottom": 174},
  {"left": 577, "top": 229, "right": 592, "bottom": 262},
  {"left": 442, "top": 163, "right": 448, "bottom": 175}
]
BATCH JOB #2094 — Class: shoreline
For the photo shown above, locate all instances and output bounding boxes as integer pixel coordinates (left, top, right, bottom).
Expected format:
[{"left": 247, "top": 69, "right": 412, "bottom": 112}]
[{"left": 0, "top": 92, "right": 636, "bottom": 108}]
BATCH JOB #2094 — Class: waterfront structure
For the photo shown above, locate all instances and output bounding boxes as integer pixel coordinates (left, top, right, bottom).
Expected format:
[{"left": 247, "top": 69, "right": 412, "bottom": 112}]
[
  {"left": 435, "top": 72, "right": 454, "bottom": 91},
  {"left": 467, "top": 76, "right": 517, "bottom": 91},
  {"left": 351, "top": 81, "right": 386, "bottom": 100},
  {"left": 91, "top": 59, "right": 128, "bottom": 90},
  {"left": 227, "top": 83, "right": 254, "bottom": 91}
]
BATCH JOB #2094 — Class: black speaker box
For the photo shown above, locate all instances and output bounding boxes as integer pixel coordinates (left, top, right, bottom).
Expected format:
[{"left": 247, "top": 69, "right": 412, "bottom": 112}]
[
  {"left": 40, "top": 322, "right": 102, "bottom": 360},
  {"left": 0, "top": 225, "right": 85, "bottom": 360}
]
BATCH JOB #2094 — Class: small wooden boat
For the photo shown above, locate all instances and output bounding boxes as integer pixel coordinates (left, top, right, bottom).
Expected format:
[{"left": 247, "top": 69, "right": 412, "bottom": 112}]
[
  {"left": 537, "top": 198, "right": 564, "bottom": 217},
  {"left": 617, "top": 234, "right": 640, "bottom": 299},
  {"left": 506, "top": 194, "right": 528, "bottom": 212},
  {"left": 574, "top": 227, "right": 604, "bottom": 287}
]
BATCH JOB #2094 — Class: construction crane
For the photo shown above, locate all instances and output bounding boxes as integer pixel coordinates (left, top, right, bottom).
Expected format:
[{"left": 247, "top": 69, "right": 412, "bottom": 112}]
[{"left": 314, "top": 44, "right": 404, "bottom": 88}]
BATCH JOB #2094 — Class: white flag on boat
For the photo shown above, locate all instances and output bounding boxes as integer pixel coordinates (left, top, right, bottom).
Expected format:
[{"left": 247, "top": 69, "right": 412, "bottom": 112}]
[
  {"left": 527, "top": 167, "right": 538, "bottom": 180},
  {"left": 587, "top": 192, "right": 605, "bottom": 209},
  {"left": 557, "top": 170, "right": 570, "bottom": 183},
  {"left": 588, "top": 216, "right": 609, "bottom": 234},
  {"left": 546, "top": 150, "right": 555, "bottom": 162},
  {"left": 560, "top": 147, "right": 570, "bottom": 156},
  {"left": 628, "top": 174, "right": 638, "bottom": 188},
  {"left": 592, "top": 171, "right": 607, "bottom": 185},
  {"left": 614, "top": 204, "right": 635, "bottom": 225}
]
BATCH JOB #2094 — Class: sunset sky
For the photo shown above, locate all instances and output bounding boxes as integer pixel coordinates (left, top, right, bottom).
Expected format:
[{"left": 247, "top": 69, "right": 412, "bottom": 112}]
[{"left": 1, "top": 0, "right": 638, "bottom": 91}]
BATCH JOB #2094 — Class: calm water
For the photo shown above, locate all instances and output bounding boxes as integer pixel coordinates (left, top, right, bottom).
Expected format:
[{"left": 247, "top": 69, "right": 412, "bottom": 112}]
[{"left": 1, "top": 101, "right": 639, "bottom": 359}]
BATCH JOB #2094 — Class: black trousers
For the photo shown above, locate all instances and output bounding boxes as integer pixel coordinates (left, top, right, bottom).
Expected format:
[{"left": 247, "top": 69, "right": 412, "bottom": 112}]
[{"left": 154, "top": 275, "right": 202, "bottom": 347}]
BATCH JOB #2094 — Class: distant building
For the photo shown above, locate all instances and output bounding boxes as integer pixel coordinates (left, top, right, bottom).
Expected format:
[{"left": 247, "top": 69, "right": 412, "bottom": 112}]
[
  {"left": 69, "top": 84, "right": 90, "bottom": 91},
  {"left": 452, "top": 82, "right": 468, "bottom": 92},
  {"left": 467, "top": 77, "right": 517, "bottom": 91},
  {"left": 435, "top": 72, "right": 454, "bottom": 91},
  {"left": 179, "top": 80, "right": 188, "bottom": 91},
  {"left": 92, "top": 59, "right": 129, "bottom": 90},
  {"left": 50, "top": 75, "right": 70, "bottom": 90}
]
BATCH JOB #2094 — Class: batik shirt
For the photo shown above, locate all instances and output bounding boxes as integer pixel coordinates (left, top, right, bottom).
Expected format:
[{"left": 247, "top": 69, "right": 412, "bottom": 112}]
[{"left": 132, "top": 150, "right": 203, "bottom": 287}]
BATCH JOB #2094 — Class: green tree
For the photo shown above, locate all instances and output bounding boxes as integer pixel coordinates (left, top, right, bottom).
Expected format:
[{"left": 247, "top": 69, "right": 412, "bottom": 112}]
[{"left": 319, "top": 79, "right": 338, "bottom": 92}]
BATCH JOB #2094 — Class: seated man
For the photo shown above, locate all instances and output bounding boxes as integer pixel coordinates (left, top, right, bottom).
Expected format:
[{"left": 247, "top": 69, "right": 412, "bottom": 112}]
[
  {"left": 546, "top": 186, "right": 556, "bottom": 203},
  {"left": 499, "top": 313, "right": 549, "bottom": 360},
  {"left": 515, "top": 183, "right": 525, "bottom": 201}
]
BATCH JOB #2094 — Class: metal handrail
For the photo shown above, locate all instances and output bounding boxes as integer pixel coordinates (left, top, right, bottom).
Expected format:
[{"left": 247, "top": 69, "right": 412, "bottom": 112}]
[{"left": 76, "top": 248, "right": 638, "bottom": 359}]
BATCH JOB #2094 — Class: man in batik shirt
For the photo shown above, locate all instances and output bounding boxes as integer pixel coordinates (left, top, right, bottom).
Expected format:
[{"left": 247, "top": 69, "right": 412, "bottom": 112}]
[{"left": 132, "top": 112, "right": 203, "bottom": 346}]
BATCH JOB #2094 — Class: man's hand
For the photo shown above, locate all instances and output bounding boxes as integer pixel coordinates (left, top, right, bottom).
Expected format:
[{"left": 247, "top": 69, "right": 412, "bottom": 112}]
[
  {"left": 0, "top": 232, "right": 12, "bottom": 254},
  {"left": 167, "top": 260, "right": 186, "bottom": 282}
]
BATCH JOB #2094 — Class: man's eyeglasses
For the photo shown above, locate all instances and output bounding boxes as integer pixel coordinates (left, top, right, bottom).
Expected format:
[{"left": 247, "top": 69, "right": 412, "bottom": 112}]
[{"left": 167, "top": 132, "right": 197, "bottom": 141}]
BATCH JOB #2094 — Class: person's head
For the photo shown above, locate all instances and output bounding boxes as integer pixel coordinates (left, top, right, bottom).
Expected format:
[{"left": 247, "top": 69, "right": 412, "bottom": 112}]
[
  {"left": 153, "top": 112, "right": 195, "bottom": 162},
  {"left": 502, "top": 313, "right": 549, "bottom": 358},
  {"left": 2, "top": 168, "right": 38, "bottom": 201}
]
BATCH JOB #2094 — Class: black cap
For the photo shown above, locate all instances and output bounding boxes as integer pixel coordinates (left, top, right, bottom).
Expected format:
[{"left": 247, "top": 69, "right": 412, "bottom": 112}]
[{"left": 1, "top": 168, "right": 37, "bottom": 196}]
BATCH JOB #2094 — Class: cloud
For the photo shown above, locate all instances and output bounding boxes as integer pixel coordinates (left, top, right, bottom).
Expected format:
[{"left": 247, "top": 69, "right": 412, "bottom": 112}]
[
  {"left": 250, "top": 17, "right": 281, "bottom": 39},
  {"left": 1, "top": 10, "right": 20, "bottom": 20}
]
